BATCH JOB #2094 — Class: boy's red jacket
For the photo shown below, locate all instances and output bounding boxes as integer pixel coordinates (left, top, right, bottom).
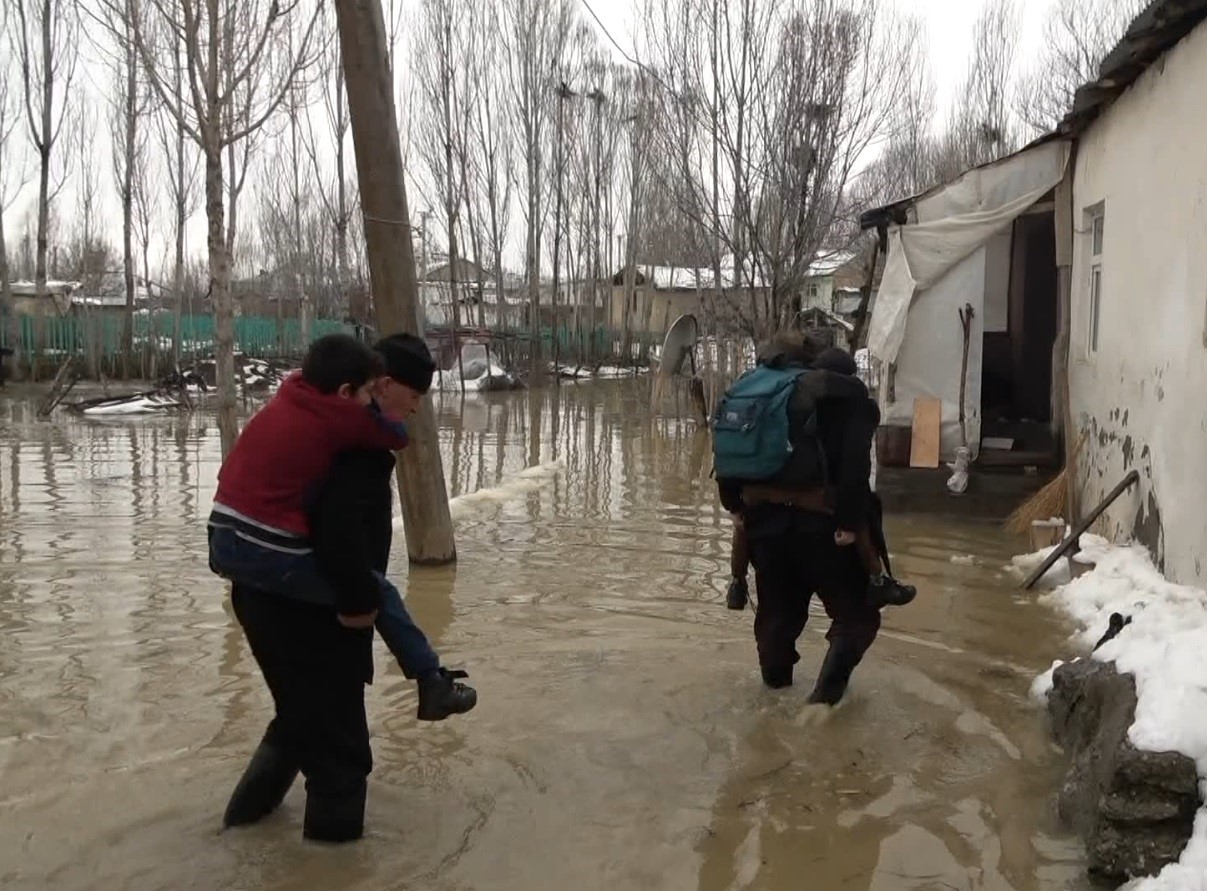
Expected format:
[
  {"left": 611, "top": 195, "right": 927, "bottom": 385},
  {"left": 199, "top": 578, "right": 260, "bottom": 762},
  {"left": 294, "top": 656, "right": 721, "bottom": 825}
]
[{"left": 212, "top": 372, "right": 407, "bottom": 536}]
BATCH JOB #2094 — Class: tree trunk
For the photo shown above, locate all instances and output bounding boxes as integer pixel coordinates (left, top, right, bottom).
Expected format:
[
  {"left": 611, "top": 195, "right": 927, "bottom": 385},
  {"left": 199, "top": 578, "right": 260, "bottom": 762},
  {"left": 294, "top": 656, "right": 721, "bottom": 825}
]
[
  {"left": 123, "top": 48, "right": 137, "bottom": 379},
  {"left": 334, "top": 0, "right": 456, "bottom": 565},
  {"left": 205, "top": 141, "right": 237, "bottom": 457},
  {"left": 1, "top": 210, "right": 20, "bottom": 378},
  {"left": 850, "top": 230, "right": 884, "bottom": 351}
]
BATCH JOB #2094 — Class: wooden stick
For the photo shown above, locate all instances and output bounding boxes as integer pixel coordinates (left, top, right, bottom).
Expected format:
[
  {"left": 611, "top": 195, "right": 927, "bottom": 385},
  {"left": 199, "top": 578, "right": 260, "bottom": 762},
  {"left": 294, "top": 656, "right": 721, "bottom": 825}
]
[
  {"left": 1022, "top": 470, "right": 1140, "bottom": 590},
  {"left": 958, "top": 303, "right": 974, "bottom": 450}
]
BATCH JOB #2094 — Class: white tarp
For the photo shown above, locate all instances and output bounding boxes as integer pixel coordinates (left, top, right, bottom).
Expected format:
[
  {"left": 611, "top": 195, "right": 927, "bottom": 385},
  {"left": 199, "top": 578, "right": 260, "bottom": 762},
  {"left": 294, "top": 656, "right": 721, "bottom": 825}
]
[{"left": 867, "top": 139, "right": 1072, "bottom": 364}]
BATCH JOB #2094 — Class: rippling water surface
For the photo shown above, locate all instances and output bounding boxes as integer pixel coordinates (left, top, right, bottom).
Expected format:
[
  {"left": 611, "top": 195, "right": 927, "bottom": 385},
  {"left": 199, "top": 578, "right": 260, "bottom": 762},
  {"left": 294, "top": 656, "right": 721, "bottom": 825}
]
[{"left": 0, "top": 380, "right": 1087, "bottom": 890}]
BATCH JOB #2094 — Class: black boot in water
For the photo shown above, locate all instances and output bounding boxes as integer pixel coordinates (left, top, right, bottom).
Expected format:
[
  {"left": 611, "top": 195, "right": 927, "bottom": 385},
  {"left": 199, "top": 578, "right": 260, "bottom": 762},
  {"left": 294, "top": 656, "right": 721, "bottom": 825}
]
[
  {"left": 807, "top": 640, "right": 863, "bottom": 706},
  {"left": 223, "top": 740, "right": 300, "bottom": 828},
  {"left": 303, "top": 782, "right": 367, "bottom": 843},
  {"left": 417, "top": 668, "right": 478, "bottom": 721}
]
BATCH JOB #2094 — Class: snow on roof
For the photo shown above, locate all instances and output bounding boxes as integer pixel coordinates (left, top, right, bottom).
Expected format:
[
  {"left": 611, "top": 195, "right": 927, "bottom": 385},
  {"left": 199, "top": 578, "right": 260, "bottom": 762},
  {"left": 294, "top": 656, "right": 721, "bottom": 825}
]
[
  {"left": 10, "top": 280, "right": 81, "bottom": 296},
  {"left": 639, "top": 260, "right": 767, "bottom": 291},
  {"left": 807, "top": 250, "right": 857, "bottom": 277}
]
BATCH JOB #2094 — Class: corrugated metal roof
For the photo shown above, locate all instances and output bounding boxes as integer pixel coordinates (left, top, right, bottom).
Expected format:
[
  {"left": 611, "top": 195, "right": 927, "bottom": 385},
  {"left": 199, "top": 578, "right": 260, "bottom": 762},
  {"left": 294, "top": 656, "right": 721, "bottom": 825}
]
[{"left": 1059, "top": 0, "right": 1207, "bottom": 135}]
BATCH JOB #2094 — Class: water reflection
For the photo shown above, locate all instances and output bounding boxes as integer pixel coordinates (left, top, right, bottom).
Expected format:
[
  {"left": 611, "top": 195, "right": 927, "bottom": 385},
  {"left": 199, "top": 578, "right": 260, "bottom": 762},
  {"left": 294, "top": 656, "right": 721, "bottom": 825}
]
[{"left": 0, "top": 381, "right": 1087, "bottom": 890}]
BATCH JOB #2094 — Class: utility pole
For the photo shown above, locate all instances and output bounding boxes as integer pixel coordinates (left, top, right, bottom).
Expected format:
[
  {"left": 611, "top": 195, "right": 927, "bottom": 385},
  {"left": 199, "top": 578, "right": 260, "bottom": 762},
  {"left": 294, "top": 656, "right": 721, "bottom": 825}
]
[
  {"left": 551, "top": 80, "right": 574, "bottom": 373},
  {"left": 587, "top": 87, "right": 605, "bottom": 366},
  {"left": 333, "top": 0, "right": 456, "bottom": 565}
]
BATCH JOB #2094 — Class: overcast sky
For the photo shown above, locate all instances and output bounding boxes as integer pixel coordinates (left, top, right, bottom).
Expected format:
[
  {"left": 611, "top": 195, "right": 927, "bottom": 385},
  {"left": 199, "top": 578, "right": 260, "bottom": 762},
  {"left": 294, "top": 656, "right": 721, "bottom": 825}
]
[
  {"left": 587, "top": 0, "right": 1058, "bottom": 118},
  {"left": 2, "top": 0, "right": 1070, "bottom": 280}
]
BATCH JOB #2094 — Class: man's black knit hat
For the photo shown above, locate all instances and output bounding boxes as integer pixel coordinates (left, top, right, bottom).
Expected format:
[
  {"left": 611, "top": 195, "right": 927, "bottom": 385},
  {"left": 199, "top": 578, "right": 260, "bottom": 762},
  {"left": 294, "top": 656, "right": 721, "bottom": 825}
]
[{"left": 374, "top": 333, "right": 436, "bottom": 394}]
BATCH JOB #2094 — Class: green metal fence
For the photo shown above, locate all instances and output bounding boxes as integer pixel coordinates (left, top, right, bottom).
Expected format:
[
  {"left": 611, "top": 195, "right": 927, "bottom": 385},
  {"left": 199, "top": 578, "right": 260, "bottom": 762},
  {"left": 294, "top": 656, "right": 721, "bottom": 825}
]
[{"left": 0, "top": 311, "right": 352, "bottom": 360}]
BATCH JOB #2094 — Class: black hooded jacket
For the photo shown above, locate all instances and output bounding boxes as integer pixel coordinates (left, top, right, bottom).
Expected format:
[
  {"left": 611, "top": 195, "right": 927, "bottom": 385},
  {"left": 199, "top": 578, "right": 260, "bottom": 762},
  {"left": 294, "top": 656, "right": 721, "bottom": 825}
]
[{"left": 716, "top": 351, "right": 880, "bottom": 530}]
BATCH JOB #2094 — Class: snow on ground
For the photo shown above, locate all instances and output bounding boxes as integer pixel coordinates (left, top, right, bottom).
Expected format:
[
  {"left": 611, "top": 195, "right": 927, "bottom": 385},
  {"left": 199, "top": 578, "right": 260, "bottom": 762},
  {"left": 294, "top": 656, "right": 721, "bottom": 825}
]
[
  {"left": 392, "top": 460, "right": 564, "bottom": 527},
  {"left": 1017, "top": 534, "right": 1207, "bottom": 889}
]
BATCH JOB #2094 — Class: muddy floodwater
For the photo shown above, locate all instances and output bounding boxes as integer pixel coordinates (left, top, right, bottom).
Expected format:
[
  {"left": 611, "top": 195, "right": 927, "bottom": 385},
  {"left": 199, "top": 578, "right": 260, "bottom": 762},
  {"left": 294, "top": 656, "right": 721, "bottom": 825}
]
[{"left": 0, "top": 380, "right": 1091, "bottom": 890}]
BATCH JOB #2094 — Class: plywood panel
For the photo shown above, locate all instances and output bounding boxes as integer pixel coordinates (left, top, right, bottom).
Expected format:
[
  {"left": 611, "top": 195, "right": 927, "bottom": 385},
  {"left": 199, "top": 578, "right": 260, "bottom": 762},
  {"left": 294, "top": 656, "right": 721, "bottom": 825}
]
[{"left": 910, "top": 398, "right": 942, "bottom": 468}]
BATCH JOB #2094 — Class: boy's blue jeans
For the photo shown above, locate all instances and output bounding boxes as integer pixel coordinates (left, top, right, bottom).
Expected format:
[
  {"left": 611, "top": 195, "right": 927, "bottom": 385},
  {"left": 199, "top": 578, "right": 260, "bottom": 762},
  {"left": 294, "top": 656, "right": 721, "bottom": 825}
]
[{"left": 209, "top": 527, "right": 441, "bottom": 680}]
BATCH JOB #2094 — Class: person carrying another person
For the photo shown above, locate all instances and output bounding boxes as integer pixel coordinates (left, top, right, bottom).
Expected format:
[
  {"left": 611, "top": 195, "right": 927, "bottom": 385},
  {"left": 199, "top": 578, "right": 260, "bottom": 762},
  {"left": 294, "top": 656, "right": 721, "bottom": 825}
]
[
  {"left": 217, "top": 333, "right": 477, "bottom": 842},
  {"left": 711, "top": 334, "right": 911, "bottom": 705},
  {"left": 208, "top": 333, "right": 476, "bottom": 723},
  {"left": 721, "top": 345, "right": 914, "bottom": 616}
]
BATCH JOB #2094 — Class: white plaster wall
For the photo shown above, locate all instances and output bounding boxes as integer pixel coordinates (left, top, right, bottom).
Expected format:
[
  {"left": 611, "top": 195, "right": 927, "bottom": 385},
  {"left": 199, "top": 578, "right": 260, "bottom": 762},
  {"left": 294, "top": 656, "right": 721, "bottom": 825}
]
[
  {"left": 883, "top": 247, "right": 986, "bottom": 460},
  {"left": 804, "top": 276, "right": 835, "bottom": 312},
  {"left": 1069, "top": 23, "right": 1207, "bottom": 585}
]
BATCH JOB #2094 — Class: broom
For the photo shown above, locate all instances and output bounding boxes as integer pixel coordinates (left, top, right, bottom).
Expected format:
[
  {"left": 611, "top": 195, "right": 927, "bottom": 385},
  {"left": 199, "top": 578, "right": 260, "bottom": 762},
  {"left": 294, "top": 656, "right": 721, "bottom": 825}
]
[{"left": 1003, "top": 428, "right": 1088, "bottom": 535}]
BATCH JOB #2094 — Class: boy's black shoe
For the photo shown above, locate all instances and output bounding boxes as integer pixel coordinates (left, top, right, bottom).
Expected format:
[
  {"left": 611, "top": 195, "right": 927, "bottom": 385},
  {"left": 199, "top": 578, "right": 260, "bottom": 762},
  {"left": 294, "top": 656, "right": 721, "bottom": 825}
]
[
  {"left": 726, "top": 577, "right": 749, "bottom": 611},
  {"left": 417, "top": 668, "right": 478, "bottom": 721},
  {"left": 867, "top": 573, "right": 917, "bottom": 609}
]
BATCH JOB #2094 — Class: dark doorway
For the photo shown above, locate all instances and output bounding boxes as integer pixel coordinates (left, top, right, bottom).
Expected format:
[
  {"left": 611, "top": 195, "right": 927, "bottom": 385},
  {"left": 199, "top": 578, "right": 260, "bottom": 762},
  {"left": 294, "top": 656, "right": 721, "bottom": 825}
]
[{"left": 981, "top": 209, "right": 1059, "bottom": 467}]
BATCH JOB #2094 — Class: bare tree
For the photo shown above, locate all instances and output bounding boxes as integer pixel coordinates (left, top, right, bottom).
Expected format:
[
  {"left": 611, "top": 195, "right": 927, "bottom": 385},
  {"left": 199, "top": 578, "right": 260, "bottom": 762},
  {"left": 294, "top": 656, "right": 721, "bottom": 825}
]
[
  {"left": 0, "top": 4, "right": 33, "bottom": 368},
  {"left": 131, "top": 139, "right": 160, "bottom": 308},
  {"left": 503, "top": 0, "right": 568, "bottom": 366},
  {"left": 128, "top": 0, "right": 322, "bottom": 455},
  {"left": 10, "top": 0, "right": 78, "bottom": 318},
  {"left": 151, "top": 23, "right": 201, "bottom": 363},
  {"left": 413, "top": 0, "right": 470, "bottom": 379},
  {"left": 639, "top": 0, "right": 911, "bottom": 338},
  {"left": 1015, "top": 0, "right": 1143, "bottom": 134},
  {"left": 464, "top": 0, "right": 514, "bottom": 343},
  {"left": 301, "top": 22, "right": 354, "bottom": 316},
  {"left": 89, "top": 0, "right": 155, "bottom": 375},
  {"left": 936, "top": 0, "right": 1021, "bottom": 178}
]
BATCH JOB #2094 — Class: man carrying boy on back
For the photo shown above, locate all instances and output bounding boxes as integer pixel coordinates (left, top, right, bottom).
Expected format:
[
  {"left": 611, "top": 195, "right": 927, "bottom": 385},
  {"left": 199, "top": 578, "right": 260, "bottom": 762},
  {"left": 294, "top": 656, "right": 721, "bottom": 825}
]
[{"left": 208, "top": 333, "right": 476, "bottom": 721}]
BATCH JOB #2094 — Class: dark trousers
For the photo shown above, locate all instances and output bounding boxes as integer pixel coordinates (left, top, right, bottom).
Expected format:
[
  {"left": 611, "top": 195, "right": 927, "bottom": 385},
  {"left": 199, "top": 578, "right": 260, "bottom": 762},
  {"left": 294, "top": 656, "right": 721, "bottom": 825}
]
[
  {"left": 745, "top": 505, "right": 880, "bottom": 672},
  {"left": 231, "top": 585, "right": 373, "bottom": 817},
  {"left": 212, "top": 527, "right": 441, "bottom": 679},
  {"left": 730, "top": 516, "right": 750, "bottom": 580}
]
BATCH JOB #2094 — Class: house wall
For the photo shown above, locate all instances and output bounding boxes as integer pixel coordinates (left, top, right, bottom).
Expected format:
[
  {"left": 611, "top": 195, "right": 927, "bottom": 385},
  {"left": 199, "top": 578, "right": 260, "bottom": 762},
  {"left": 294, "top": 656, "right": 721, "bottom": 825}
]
[
  {"left": 882, "top": 246, "right": 986, "bottom": 458},
  {"left": 804, "top": 276, "right": 835, "bottom": 313},
  {"left": 608, "top": 286, "right": 775, "bottom": 335},
  {"left": 1069, "top": 21, "right": 1207, "bottom": 586}
]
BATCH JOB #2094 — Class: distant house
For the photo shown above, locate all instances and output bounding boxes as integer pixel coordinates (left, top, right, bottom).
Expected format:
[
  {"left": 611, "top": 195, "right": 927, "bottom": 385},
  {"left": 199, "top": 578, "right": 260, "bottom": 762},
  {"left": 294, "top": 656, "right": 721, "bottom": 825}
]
[
  {"left": 419, "top": 258, "right": 525, "bottom": 331},
  {"left": 9, "top": 280, "right": 81, "bottom": 319},
  {"left": 607, "top": 261, "right": 773, "bottom": 336},
  {"left": 859, "top": 0, "right": 1207, "bottom": 586},
  {"left": 607, "top": 251, "right": 872, "bottom": 338}
]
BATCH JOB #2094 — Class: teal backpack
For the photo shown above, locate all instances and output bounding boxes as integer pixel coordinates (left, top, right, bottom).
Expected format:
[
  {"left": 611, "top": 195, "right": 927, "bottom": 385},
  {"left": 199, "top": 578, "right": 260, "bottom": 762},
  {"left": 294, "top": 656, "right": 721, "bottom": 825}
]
[{"left": 711, "top": 364, "right": 822, "bottom": 483}]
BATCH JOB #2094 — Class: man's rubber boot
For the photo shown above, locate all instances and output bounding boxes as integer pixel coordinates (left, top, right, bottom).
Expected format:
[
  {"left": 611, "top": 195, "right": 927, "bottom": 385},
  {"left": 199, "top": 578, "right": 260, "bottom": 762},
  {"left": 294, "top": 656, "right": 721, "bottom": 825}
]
[
  {"left": 867, "top": 573, "right": 918, "bottom": 610},
  {"left": 223, "top": 740, "right": 300, "bottom": 828},
  {"left": 417, "top": 668, "right": 478, "bottom": 721},
  {"left": 303, "top": 783, "right": 366, "bottom": 843},
  {"left": 726, "top": 577, "right": 749, "bottom": 611},
  {"left": 807, "top": 640, "right": 863, "bottom": 706},
  {"left": 761, "top": 664, "right": 793, "bottom": 689}
]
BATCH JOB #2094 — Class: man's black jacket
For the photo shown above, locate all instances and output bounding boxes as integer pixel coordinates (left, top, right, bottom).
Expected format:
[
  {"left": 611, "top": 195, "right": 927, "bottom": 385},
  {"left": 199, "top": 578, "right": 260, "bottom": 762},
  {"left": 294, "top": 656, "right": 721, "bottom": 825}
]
[
  {"left": 716, "top": 365, "right": 880, "bottom": 530},
  {"left": 307, "top": 448, "right": 396, "bottom": 619}
]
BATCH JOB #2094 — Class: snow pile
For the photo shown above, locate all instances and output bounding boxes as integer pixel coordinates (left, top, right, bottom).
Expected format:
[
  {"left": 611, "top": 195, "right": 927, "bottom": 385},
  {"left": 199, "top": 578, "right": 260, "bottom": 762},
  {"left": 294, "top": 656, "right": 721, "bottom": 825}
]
[
  {"left": 1022, "top": 537, "right": 1207, "bottom": 890},
  {"left": 392, "top": 459, "right": 564, "bottom": 528},
  {"left": 1007, "top": 532, "right": 1113, "bottom": 588},
  {"left": 435, "top": 358, "right": 520, "bottom": 392}
]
